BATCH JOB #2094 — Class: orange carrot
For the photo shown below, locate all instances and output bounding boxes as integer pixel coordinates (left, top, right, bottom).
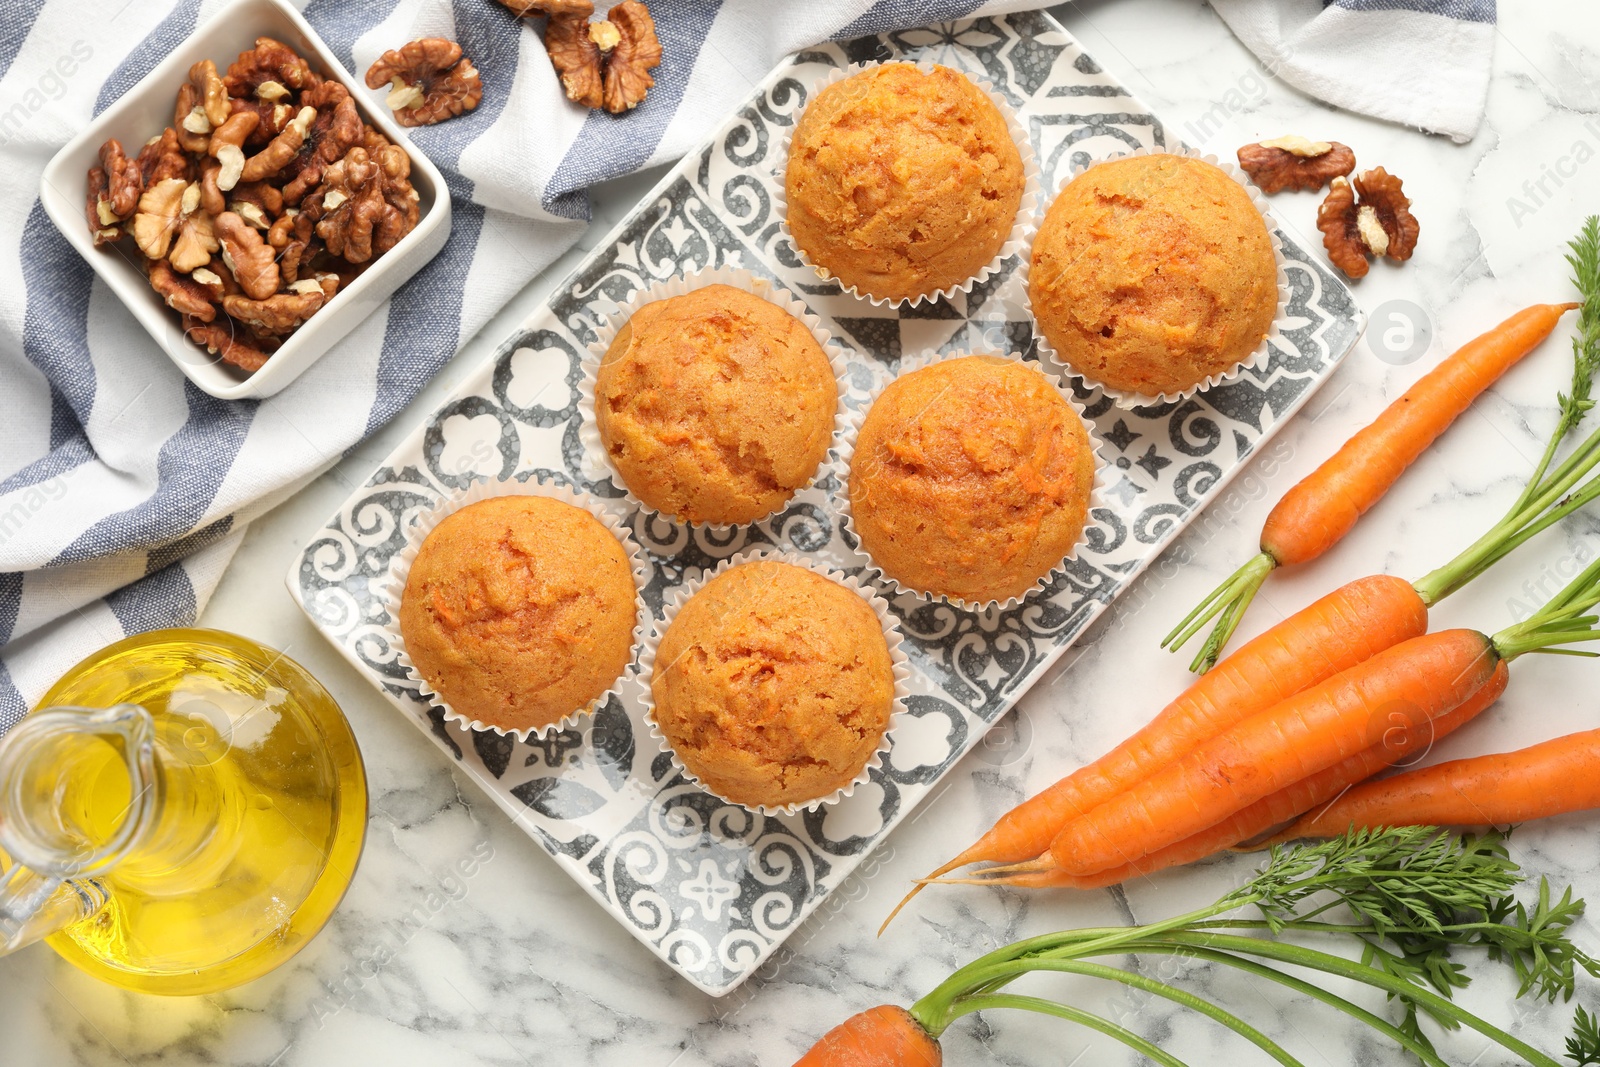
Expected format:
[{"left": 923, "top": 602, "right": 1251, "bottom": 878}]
[
  {"left": 1047, "top": 629, "right": 1499, "bottom": 877},
  {"left": 1168, "top": 302, "right": 1580, "bottom": 672},
  {"left": 957, "top": 660, "right": 1510, "bottom": 890},
  {"left": 1268, "top": 305, "right": 1577, "bottom": 564},
  {"left": 1270, "top": 724, "right": 1600, "bottom": 842},
  {"left": 793, "top": 1005, "right": 942, "bottom": 1067}
]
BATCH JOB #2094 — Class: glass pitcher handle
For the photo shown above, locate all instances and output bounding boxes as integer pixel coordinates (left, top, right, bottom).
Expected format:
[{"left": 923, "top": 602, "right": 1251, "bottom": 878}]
[
  {"left": 0, "top": 702, "right": 154, "bottom": 956},
  {"left": 0, "top": 863, "right": 109, "bottom": 956}
]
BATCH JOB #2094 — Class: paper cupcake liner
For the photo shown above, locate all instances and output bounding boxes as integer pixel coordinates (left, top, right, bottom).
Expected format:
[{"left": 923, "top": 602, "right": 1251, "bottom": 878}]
[
  {"left": 378, "top": 474, "right": 652, "bottom": 742},
  {"left": 579, "top": 264, "right": 852, "bottom": 532},
  {"left": 1025, "top": 143, "right": 1290, "bottom": 408},
  {"left": 836, "top": 348, "right": 1110, "bottom": 613},
  {"left": 637, "top": 547, "right": 912, "bottom": 817},
  {"left": 774, "top": 59, "right": 1042, "bottom": 310}
]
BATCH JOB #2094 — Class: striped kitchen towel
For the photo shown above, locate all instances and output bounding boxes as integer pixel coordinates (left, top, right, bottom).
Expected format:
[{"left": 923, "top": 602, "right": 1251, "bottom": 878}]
[{"left": 0, "top": 0, "right": 1059, "bottom": 728}]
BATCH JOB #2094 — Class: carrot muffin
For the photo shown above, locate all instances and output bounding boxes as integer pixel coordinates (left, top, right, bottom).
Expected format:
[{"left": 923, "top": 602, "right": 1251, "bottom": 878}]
[
  {"left": 399, "top": 495, "right": 637, "bottom": 733},
  {"left": 1030, "top": 153, "right": 1277, "bottom": 398},
  {"left": 651, "top": 560, "right": 895, "bottom": 809},
  {"left": 785, "top": 63, "right": 1024, "bottom": 303},
  {"left": 595, "top": 283, "right": 838, "bottom": 526},
  {"left": 849, "top": 355, "right": 1095, "bottom": 603}
]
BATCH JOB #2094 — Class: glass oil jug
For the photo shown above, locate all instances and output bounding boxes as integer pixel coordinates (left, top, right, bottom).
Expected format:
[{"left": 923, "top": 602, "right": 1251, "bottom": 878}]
[{"left": 0, "top": 629, "right": 366, "bottom": 994}]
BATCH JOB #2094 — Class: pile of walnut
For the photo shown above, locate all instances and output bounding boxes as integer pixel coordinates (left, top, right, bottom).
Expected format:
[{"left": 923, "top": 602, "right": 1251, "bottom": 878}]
[
  {"left": 1237, "top": 135, "right": 1419, "bottom": 281},
  {"left": 496, "top": 0, "right": 662, "bottom": 114},
  {"left": 86, "top": 37, "right": 421, "bottom": 373}
]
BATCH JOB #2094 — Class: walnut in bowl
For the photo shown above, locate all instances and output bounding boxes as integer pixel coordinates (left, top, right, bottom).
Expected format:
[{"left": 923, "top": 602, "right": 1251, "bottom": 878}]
[{"left": 39, "top": 0, "right": 451, "bottom": 400}]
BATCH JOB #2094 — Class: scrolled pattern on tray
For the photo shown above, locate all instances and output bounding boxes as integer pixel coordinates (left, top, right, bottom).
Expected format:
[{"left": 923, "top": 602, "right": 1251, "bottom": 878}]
[{"left": 289, "top": 9, "right": 1362, "bottom": 997}]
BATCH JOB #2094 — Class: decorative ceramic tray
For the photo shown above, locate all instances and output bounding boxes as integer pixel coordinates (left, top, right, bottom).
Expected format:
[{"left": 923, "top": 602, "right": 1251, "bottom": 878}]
[{"left": 288, "top": 10, "right": 1362, "bottom": 996}]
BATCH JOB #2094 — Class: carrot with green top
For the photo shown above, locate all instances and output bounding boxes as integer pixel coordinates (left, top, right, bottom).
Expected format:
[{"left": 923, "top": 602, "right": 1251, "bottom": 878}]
[
  {"left": 811, "top": 829, "right": 1585, "bottom": 1067},
  {"left": 1170, "top": 216, "right": 1600, "bottom": 678},
  {"left": 896, "top": 505, "right": 1580, "bottom": 915},
  {"left": 1166, "top": 299, "right": 1578, "bottom": 673}
]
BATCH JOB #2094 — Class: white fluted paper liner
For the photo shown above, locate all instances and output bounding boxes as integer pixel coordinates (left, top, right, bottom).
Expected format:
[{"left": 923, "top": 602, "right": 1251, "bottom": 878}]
[
  {"left": 637, "top": 547, "right": 912, "bottom": 817},
  {"left": 836, "top": 349, "right": 1110, "bottom": 614},
  {"left": 579, "top": 265, "right": 851, "bottom": 532},
  {"left": 378, "top": 474, "right": 651, "bottom": 742},
  {"left": 774, "top": 59, "right": 1042, "bottom": 310},
  {"left": 1026, "top": 143, "right": 1290, "bottom": 408}
]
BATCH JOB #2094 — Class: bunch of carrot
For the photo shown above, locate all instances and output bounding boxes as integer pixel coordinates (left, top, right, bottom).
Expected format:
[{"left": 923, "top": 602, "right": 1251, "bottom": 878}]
[
  {"left": 920, "top": 573, "right": 1597, "bottom": 897},
  {"left": 882, "top": 218, "right": 1600, "bottom": 918}
]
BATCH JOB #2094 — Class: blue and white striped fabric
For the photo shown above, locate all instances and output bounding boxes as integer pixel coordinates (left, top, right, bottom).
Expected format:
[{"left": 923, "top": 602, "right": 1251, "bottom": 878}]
[
  {"left": 0, "top": 0, "right": 1499, "bottom": 729},
  {"left": 0, "top": 0, "right": 1059, "bottom": 728},
  {"left": 1209, "top": 0, "right": 1497, "bottom": 143}
]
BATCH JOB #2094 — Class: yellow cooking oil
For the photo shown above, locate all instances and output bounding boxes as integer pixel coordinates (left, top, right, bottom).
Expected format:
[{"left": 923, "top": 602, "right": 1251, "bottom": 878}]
[
  {"left": 11, "top": 727, "right": 135, "bottom": 856},
  {"left": 25, "top": 628, "right": 366, "bottom": 995}
]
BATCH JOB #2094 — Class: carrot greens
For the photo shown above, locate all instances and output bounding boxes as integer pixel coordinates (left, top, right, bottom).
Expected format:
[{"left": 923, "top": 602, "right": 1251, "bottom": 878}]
[
  {"left": 1511, "top": 216, "right": 1600, "bottom": 518},
  {"left": 900, "top": 828, "right": 1594, "bottom": 1067},
  {"left": 1569, "top": 1005, "right": 1600, "bottom": 1065}
]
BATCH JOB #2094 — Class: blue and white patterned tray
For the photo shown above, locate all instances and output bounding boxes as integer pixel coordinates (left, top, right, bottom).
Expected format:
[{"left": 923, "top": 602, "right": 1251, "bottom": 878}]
[{"left": 287, "top": 10, "right": 1362, "bottom": 996}]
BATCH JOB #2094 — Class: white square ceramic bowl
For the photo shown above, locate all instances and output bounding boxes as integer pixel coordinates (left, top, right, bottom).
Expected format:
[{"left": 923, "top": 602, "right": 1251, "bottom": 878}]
[{"left": 38, "top": 0, "right": 452, "bottom": 400}]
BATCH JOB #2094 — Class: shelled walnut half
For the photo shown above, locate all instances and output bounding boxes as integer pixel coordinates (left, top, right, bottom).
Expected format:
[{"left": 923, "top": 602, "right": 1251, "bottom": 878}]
[
  {"left": 184, "top": 315, "right": 278, "bottom": 372},
  {"left": 507, "top": 0, "right": 662, "bottom": 115},
  {"left": 86, "top": 138, "right": 142, "bottom": 245},
  {"left": 131, "top": 178, "right": 218, "bottom": 272},
  {"left": 1316, "top": 168, "right": 1420, "bottom": 280},
  {"left": 1237, "top": 135, "right": 1355, "bottom": 194},
  {"left": 365, "top": 38, "right": 482, "bottom": 127}
]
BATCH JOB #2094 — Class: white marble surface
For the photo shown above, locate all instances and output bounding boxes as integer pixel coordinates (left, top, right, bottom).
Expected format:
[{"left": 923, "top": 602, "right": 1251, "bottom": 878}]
[{"left": 7, "top": 2, "right": 1600, "bottom": 1063}]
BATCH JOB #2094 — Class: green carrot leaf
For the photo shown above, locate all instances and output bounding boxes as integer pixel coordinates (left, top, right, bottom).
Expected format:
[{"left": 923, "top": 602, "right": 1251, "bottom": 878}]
[
  {"left": 1555, "top": 217, "right": 1600, "bottom": 433},
  {"left": 1568, "top": 1004, "right": 1600, "bottom": 1065},
  {"left": 1243, "top": 827, "right": 1521, "bottom": 937},
  {"left": 1358, "top": 935, "right": 1468, "bottom": 1033},
  {"left": 1475, "top": 880, "right": 1600, "bottom": 1002}
]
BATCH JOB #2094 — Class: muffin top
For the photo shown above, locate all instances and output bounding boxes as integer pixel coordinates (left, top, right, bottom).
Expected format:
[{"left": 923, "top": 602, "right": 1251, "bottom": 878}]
[
  {"left": 595, "top": 284, "right": 838, "bottom": 526},
  {"left": 849, "top": 355, "right": 1096, "bottom": 604},
  {"left": 650, "top": 560, "right": 895, "bottom": 809},
  {"left": 399, "top": 495, "right": 637, "bottom": 733},
  {"left": 1029, "top": 153, "right": 1278, "bottom": 398},
  {"left": 785, "top": 63, "right": 1024, "bottom": 303}
]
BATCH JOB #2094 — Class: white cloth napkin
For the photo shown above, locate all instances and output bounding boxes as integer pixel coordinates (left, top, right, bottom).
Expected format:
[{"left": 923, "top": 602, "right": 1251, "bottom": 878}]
[{"left": 1210, "top": 0, "right": 1497, "bottom": 143}]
